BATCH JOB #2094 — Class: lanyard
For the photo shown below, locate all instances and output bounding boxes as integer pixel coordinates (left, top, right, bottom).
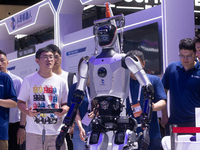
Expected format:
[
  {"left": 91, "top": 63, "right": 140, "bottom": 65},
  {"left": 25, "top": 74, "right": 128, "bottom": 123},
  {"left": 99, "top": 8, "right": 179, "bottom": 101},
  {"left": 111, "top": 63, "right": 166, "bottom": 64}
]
[
  {"left": 128, "top": 84, "right": 142, "bottom": 104},
  {"left": 85, "top": 86, "right": 91, "bottom": 112}
]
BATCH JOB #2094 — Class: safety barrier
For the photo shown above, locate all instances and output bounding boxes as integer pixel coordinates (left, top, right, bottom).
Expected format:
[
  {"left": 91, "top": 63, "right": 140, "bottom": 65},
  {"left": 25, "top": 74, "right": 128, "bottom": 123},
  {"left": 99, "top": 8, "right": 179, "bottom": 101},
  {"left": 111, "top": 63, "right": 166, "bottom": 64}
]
[{"left": 170, "top": 125, "right": 200, "bottom": 150}]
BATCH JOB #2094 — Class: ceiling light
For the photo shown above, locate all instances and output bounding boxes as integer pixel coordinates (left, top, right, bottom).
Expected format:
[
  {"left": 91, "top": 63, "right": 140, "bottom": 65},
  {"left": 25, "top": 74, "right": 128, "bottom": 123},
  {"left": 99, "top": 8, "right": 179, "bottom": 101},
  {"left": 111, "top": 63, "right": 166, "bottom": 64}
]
[
  {"left": 84, "top": 5, "right": 94, "bottom": 10},
  {"left": 194, "top": 10, "right": 200, "bottom": 13},
  {"left": 125, "top": 0, "right": 133, "bottom": 2},
  {"left": 96, "top": 4, "right": 115, "bottom": 8},
  {"left": 116, "top": 6, "right": 144, "bottom": 10}
]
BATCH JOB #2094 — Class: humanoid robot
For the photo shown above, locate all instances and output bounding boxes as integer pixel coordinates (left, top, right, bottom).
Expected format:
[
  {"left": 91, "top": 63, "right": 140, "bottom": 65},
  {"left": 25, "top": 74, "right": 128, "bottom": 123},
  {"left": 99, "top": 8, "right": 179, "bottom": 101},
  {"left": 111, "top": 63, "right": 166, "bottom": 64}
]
[{"left": 56, "top": 4, "right": 154, "bottom": 150}]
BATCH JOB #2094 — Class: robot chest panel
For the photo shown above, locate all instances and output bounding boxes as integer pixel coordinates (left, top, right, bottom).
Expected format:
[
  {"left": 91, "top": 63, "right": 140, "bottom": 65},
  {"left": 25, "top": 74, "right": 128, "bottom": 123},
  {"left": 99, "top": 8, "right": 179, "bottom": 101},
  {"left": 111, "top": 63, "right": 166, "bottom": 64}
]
[{"left": 89, "top": 57, "right": 129, "bottom": 99}]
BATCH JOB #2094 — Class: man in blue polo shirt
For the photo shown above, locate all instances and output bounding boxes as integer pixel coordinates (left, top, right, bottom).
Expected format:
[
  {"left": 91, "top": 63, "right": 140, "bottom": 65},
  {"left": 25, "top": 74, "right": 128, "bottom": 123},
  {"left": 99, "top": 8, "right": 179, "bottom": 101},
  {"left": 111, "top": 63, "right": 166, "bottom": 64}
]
[
  {"left": 126, "top": 50, "right": 167, "bottom": 150},
  {"left": 161, "top": 38, "right": 200, "bottom": 135},
  {"left": 0, "top": 71, "right": 18, "bottom": 150}
]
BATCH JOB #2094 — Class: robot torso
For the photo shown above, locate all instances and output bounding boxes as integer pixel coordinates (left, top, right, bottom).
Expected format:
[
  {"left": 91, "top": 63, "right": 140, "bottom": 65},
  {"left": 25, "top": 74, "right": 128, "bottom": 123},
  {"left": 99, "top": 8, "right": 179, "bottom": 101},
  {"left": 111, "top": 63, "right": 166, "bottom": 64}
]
[{"left": 88, "top": 51, "right": 130, "bottom": 100}]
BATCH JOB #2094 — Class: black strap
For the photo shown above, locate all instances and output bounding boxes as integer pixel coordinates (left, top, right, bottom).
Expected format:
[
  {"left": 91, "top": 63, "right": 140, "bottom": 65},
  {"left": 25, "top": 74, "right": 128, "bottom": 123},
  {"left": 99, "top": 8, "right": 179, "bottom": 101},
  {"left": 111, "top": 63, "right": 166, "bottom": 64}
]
[{"left": 68, "top": 72, "right": 76, "bottom": 89}]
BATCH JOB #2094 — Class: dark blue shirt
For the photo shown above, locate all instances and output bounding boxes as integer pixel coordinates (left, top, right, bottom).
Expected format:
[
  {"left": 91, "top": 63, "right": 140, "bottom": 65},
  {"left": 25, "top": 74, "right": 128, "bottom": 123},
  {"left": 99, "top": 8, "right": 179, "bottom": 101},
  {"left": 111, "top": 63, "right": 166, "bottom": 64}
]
[
  {"left": 0, "top": 71, "right": 17, "bottom": 140},
  {"left": 162, "top": 61, "right": 200, "bottom": 124},
  {"left": 67, "top": 83, "right": 90, "bottom": 120},
  {"left": 126, "top": 74, "right": 167, "bottom": 139}
]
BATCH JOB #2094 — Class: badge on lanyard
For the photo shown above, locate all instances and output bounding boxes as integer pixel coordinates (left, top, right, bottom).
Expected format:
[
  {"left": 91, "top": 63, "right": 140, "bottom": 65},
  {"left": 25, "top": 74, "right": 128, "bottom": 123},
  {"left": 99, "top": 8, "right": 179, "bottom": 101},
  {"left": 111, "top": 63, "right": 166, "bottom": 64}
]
[
  {"left": 82, "top": 87, "right": 92, "bottom": 126},
  {"left": 82, "top": 111, "right": 93, "bottom": 126},
  {"left": 131, "top": 103, "right": 142, "bottom": 118},
  {"left": 129, "top": 85, "right": 142, "bottom": 118}
]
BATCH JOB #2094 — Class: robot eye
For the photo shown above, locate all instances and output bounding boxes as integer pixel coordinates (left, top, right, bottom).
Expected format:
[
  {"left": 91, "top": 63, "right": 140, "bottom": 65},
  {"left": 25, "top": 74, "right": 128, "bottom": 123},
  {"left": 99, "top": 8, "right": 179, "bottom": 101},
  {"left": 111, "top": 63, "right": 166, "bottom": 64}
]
[
  {"left": 98, "top": 25, "right": 110, "bottom": 33},
  {"left": 98, "top": 28, "right": 108, "bottom": 34}
]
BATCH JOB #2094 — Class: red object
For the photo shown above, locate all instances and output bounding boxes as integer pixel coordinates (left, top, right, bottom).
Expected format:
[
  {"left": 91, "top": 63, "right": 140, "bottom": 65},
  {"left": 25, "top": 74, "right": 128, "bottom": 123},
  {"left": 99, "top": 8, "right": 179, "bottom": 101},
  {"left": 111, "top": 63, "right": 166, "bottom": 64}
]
[
  {"left": 172, "top": 127, "right": 200, "bottom": 133},
  {"left": 105, "top": 2, "right": 111, "bottom": 18}
]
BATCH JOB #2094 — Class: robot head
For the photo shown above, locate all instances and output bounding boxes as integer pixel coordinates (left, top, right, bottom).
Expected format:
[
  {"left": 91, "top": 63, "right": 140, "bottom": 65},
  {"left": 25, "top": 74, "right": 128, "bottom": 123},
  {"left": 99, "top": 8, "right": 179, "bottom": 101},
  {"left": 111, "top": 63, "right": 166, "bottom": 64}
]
[
  {"left": 96, "top": 23, "right": 117, "bottom": 48},
  {"left": 93, "top": 12, "right": 125, "bottom": 54}
]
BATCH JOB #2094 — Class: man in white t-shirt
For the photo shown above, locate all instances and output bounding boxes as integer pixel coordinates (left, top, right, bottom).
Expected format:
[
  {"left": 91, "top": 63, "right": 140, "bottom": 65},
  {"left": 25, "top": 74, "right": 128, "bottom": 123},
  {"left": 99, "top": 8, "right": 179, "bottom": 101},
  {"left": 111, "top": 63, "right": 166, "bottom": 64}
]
[
  {"left": 46, "top": 44, "right": 77, "bottom": 84},
  {"left": 17, "top": 47, "right": 69, "bottom": 150},
  {"left": 0, "top": 50, "right": 25, "bottom": 150},
  {"left": 46, "top": 44, "right": 77, "bottom": 150}
]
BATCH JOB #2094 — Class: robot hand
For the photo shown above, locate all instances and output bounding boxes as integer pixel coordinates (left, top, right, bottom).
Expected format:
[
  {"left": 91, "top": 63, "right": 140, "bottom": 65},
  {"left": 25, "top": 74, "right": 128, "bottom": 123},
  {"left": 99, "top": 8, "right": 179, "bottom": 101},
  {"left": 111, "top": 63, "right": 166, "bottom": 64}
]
[
  {"left": 140, "top": 84, "right": 154, "bottom": 125},
  {"left": 137, "top": 84, "right": 154, "bottom": 150},
  {"left": 63, "top": 89, "right": 85, "bottom": 125},
  {"left": 56, "top": 89, "right": 85, "bottom": 150},
  {"left": 56, "top": 126, "right": 69, "bottom": 150},
  {"left": 137, "top": 125, "right": 150, "bottom": 150}
]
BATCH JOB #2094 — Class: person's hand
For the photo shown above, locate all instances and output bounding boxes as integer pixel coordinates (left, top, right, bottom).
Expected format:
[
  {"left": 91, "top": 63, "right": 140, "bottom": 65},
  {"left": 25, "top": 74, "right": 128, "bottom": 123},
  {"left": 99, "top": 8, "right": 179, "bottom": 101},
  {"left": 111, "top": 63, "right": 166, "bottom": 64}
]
[
  {"left": 54, "top": 108, "right": 67, "bottom": 117},
  {"left": 160, "top": 115, "right": 168, "bottom": 128},
  {"left": 69, "top": 123, "right": 75, "bottom": 137},
  {"left": 28, "top": 106, "right": 40, "bottom": 117},
  {"left": 79, "top": 127, "right": 86, "bottom": 141},
  {"left": 17, "top": 128, "right": 25, "bottom": 145},
  {"left": 93, "top": 106, "right": 99, "bottom": 117},
  {"left": 88, "top": 111, "right": 95, "bottom": 118}
]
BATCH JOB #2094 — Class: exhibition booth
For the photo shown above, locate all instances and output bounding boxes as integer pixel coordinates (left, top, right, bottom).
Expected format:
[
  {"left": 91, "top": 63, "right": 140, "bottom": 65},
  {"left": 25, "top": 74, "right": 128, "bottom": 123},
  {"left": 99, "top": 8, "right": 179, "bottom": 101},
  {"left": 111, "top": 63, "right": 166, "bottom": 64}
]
[{"left": 0, "top": 0, "right": 198, "bottom": 149}]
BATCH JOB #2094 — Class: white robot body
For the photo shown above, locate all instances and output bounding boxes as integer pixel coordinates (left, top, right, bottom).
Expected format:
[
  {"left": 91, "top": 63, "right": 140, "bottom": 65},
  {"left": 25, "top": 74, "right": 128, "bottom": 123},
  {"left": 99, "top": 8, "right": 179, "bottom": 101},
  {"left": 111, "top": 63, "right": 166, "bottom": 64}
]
[
  {"left": 89, "top": 53, "right": 129, "bottom": 100},
  {"left": 56, "top": 6, "right": 153, "bottom": 150}
]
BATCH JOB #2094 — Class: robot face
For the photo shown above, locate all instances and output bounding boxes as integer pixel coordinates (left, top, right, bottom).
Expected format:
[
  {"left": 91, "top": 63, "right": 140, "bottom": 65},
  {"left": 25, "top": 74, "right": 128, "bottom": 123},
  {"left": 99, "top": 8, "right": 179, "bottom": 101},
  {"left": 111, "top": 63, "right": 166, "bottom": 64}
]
[{"left": 97, "top": 24, "right": 117, "bottom": 47}]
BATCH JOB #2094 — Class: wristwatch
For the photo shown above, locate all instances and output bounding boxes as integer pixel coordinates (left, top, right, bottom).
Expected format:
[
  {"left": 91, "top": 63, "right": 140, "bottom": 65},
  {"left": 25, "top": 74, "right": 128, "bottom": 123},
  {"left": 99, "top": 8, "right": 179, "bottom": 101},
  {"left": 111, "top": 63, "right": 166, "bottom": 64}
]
[{"left": 19, "top": 125, "right": 25, "bottom": 129}]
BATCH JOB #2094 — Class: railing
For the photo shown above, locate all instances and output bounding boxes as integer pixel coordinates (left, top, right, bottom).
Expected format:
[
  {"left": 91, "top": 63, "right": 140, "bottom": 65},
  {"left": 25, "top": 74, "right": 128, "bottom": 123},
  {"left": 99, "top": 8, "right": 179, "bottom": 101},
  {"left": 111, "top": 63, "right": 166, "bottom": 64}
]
[{"left": 170, "top": 125, "right": 200, "bottom": 150}]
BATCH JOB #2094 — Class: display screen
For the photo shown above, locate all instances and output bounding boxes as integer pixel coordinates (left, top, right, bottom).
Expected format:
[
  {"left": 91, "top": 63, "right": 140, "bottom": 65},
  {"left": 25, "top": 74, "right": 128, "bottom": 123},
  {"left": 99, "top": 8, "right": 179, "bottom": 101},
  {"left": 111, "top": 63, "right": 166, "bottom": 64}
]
[
  {"left": 122, "top": 22, "right": 162, "bottom": 75},
  {"left": 99, "top": 34, "right": 109, "bottom": 42}
]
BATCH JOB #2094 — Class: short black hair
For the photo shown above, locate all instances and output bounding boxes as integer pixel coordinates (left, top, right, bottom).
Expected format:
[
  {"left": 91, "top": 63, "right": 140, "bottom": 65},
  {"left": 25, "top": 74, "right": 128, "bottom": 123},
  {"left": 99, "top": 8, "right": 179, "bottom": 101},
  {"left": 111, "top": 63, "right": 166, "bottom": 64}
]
[
  {"left": 35, "top": 47, "right": 53, "bottom": 59},
  {"left": 126, "top": 50, "right": 145, "bottom": 62},
  {"left": 46, "top": 44, "right": 61, "bottom": 56},
  {"left": 179, "top": 38, "right": 195, "bottom": 52},
  {"left": 193, "top": 34, "right": 200, "bottom": 44},
  {"left": 0, "top": 50, "right": 7, "bottom": 57}
]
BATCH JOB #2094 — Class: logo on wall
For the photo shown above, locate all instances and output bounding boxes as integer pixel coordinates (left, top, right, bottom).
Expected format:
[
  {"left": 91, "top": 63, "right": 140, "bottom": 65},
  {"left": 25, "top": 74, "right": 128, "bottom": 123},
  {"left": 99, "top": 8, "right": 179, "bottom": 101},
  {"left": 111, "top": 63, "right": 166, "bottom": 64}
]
[
  {"left": 11, "top": 10, "right": 32, "bottom": 30},
  {"left": 11, "top": 17, "right": 16, "bottom": 30}
]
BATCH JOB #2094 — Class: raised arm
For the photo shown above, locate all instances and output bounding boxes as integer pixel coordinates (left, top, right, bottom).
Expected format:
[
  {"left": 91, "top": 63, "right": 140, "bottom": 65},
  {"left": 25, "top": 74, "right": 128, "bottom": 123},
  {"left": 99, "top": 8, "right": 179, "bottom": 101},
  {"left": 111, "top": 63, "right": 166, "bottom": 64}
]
[{"left": 125, "top": 55, "right": 154, "bottom": 150}]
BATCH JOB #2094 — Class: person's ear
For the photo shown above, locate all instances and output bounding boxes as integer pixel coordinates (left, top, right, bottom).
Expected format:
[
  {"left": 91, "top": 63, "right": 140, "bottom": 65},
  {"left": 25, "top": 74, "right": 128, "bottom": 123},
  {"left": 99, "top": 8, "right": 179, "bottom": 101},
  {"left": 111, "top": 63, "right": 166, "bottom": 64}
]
[
  {"left": 6, "top": 60, "right": 9, "bottom": 67},
  {"left": 142, "top": 60, "right": 145, "bottom": 68},
  {"left": 35, "top": 58, "right": 39, "bottom": 64}
]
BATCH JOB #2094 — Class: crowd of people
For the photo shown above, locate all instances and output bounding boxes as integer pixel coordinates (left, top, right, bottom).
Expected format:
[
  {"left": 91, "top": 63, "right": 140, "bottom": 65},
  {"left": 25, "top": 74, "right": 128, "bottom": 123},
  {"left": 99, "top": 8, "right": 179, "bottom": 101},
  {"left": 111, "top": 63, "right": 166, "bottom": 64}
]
[{"left": 1, "top": 34, "right": 200, "bottom": 150}]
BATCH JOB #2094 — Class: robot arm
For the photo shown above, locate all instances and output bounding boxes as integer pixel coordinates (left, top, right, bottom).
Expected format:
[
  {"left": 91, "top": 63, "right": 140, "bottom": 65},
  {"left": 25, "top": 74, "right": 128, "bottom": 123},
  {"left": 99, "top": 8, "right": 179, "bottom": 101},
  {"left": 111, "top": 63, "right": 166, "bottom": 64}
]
[
  {"left": 125, "top": 56, "right": 151, "bottom": 86},
  {"left": 56, "top": 58, "right": 89, "bottom": 150},
  {"left": 125, "top": 55, "right": 154, "bottom": 122},
  {"left": 63, "top": 59, "right": 89, "bottom": 126},
  {"left": 125, "top": 55, "right": 154, "bottom": 150}
]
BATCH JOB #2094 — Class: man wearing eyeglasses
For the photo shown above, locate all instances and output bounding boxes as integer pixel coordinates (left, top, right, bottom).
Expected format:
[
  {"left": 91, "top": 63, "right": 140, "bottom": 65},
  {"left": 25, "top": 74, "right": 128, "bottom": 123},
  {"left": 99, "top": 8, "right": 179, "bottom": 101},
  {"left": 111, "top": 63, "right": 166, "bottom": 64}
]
[
  {"left": 17, "top": 47, "right": 69, "bottom": 150},
  {"left": 46, "top": 44, "right": 77, "bottom": 150},
  {"left": 161, "top": 38, "right": 200, "bottom": 135}
]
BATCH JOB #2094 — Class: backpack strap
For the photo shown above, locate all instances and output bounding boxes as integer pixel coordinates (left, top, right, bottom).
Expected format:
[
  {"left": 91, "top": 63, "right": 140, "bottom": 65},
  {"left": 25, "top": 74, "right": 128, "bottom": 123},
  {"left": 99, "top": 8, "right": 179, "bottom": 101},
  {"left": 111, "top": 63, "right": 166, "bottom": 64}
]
[{"left": 68, "top": 72, "right": 76, "bottom": 89}]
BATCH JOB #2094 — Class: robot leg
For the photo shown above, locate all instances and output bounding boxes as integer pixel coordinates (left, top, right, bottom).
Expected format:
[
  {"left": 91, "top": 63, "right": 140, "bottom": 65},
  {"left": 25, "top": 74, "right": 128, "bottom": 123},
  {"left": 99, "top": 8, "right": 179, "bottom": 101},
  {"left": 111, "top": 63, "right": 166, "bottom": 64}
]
[
  {"left": 85, "top": 131, "right": 108, "bottom": 150},
  {"left": 112, "top": 130, "right": 138, "bottom": 150}
]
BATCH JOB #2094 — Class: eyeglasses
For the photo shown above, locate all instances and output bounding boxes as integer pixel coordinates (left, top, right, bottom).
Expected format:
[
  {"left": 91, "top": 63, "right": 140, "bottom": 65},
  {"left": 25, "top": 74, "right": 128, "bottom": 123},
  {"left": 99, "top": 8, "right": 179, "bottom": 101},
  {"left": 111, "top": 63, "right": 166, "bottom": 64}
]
[
  {"left": 179, "top": 54, "right": 193, "bottom": 60},
  {"left": 54, "top": 55, "right": 61, "bottom": 60},
  {"left": 40, "top": 55, "right": 54, "bottom": 60}
]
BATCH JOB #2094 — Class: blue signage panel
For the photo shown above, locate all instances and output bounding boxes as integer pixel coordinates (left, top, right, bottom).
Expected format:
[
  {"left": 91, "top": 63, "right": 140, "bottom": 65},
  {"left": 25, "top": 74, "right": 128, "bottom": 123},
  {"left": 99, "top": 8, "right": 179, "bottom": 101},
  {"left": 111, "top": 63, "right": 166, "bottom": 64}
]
[{"left": 66, "top": 47, "right": 86, "bottom": 56}]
